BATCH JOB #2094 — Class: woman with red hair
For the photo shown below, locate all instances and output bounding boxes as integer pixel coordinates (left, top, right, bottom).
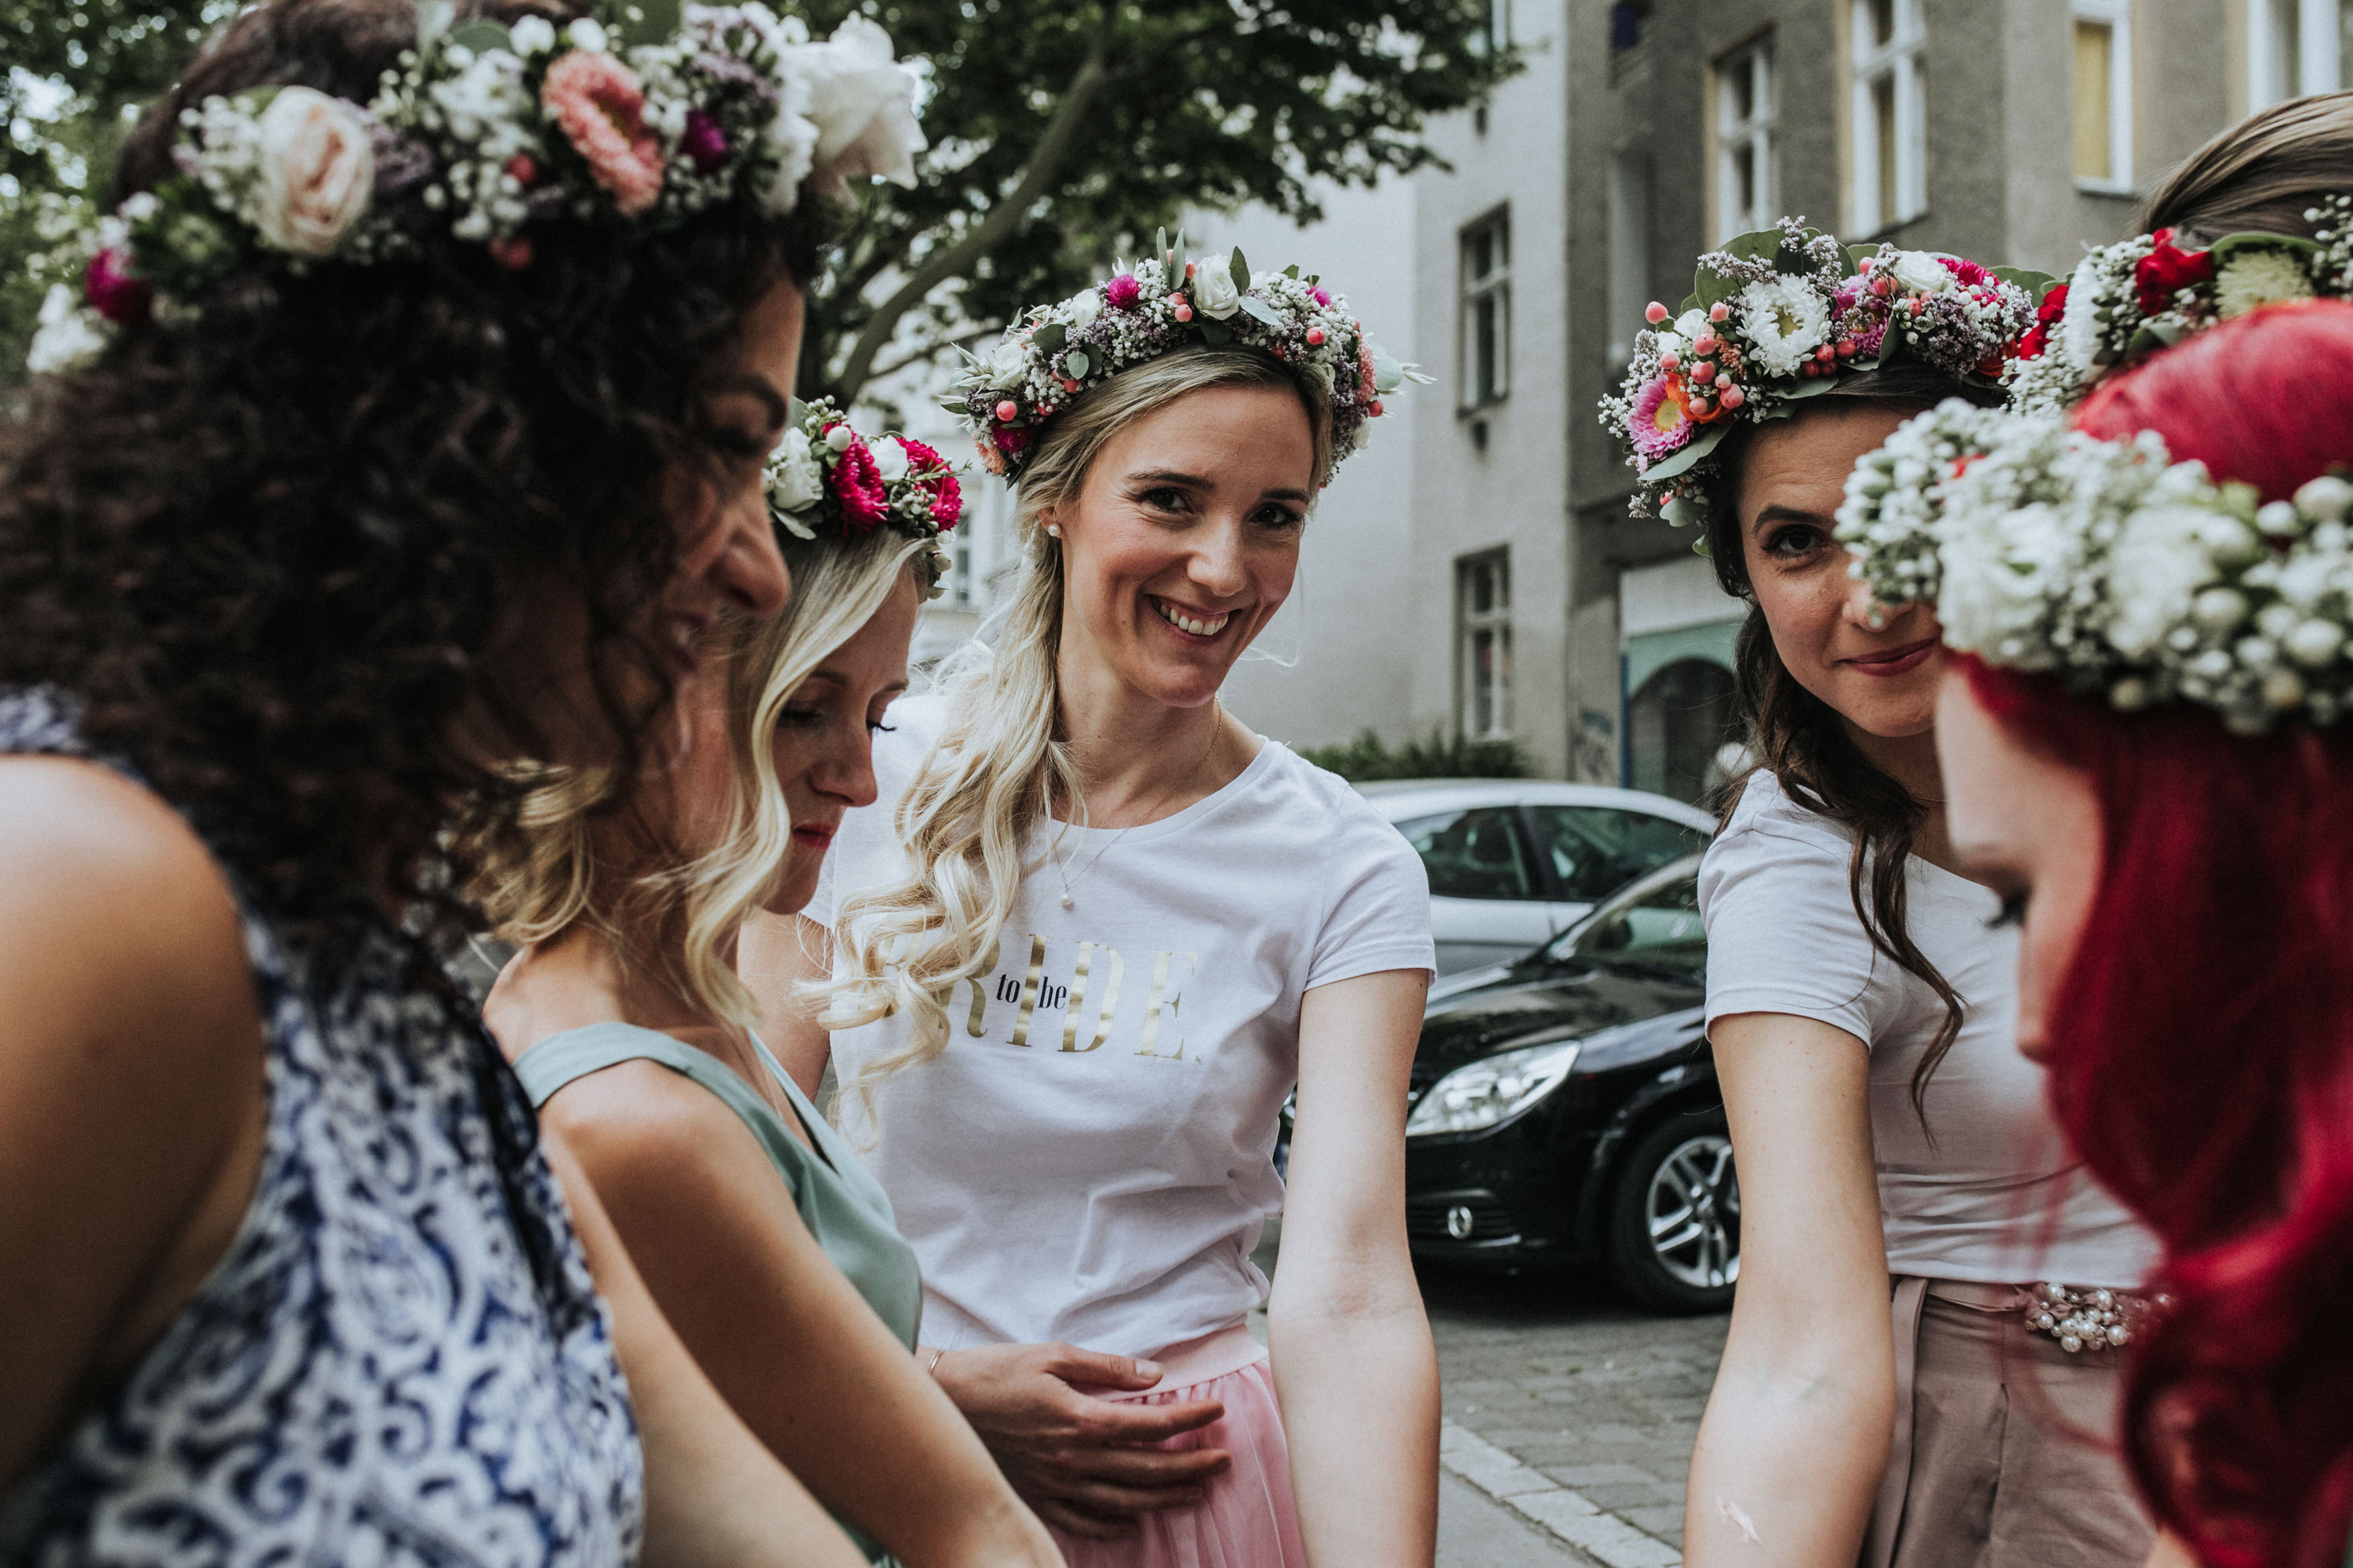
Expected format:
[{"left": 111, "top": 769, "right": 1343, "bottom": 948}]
[{"left": 1843, "top": 298, "right": 2353, "bottom": 1568}]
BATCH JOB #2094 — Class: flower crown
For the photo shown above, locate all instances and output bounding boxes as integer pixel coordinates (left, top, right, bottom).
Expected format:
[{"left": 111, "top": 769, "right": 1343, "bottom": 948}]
[
  {"left": 1837, "top": 399, "right": 2353, "bottom": 731},
  {"left": 765, "top": 397, "right": 963, "bottom": 600},
  {"left": 2003, "top": 198, "right": 2353, "bottom": 413},
  {"left": 1599, "top": 218, "right": 2046, "bottom": 527},
  {"left": 26, "top": 0, "right": 924, "bottom": 376},
  {"left": 951, "top": 229, "right": 1423, "bottom": 485}
]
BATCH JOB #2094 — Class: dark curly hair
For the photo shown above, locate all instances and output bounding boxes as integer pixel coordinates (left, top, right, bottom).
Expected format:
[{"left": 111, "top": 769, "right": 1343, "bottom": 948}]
[{"left": 0, "top": 0, "right": 829, "bottom": 993}]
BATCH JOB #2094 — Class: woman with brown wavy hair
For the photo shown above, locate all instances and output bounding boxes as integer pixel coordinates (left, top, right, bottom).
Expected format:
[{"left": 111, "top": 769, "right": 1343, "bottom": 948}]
[
  {"left": 0, "top": 0, "right": 921, "bottom": 1562},
  {"left": 1601, "top": 224, "right": 2158, "bottom": 1567}
]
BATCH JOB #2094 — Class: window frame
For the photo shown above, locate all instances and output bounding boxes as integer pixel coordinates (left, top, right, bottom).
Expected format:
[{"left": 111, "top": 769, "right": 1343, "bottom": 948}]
[
  {"left": 1606, "top": 152, "right": 1653, "bottom": 366},
  {"left": 1456, "top": 548, "right": 1514, "bottom": 743},
  {"left": 2070, "top": 0, "right": 2134, "bottom": 194},
  {"left": 1458, "top": 206, "right": 1512, "bottom": 412},
  {"left": 1714, "top": 34, "right": 1778, "bottom": 245},
  {"left": 1847, "top": 0, "right": 1927, "bottom": 236},
  {"left": 2249, "top": 0, "right": 2346, "bottom": 106}
]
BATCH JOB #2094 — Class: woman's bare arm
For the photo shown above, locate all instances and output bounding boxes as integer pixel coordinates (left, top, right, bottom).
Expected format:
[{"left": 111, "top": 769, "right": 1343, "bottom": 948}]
[
  {"left": 541, "top": 1063, "right": 1061, "bottom": 1568},
  {"left": 1682, "top": 1011, "right": 1892, "bottom": 1566},
  {"left": 536, "top": 1130, "right": 871, "bottom": 1568},
  {"left": 0, "top": 759, "right": 266, "bottom": 1488},
  {"left": 1270, "top": 967, "right": 1441, "bottom": 1568}
]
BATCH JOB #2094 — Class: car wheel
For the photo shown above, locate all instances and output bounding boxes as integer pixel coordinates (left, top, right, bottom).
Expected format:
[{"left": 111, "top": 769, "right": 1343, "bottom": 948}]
[{"left": 1605, "top": 1109, "right": 1739, "bottom": 1315}]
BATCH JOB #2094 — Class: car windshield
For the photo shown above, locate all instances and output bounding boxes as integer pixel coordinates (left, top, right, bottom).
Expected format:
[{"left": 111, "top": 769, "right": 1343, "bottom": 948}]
[{"left": 1548, "top": 869, "right": 1705, "bottom": 975}]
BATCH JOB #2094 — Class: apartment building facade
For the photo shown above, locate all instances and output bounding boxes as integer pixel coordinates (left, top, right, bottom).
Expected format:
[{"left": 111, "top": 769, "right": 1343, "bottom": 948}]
[{"left": 920, "top": 0, "right": 2344, "bottom": 800}]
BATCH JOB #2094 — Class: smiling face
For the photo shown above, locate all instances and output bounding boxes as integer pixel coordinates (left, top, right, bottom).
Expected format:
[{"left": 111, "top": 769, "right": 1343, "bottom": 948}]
[
  {"left": 764, "top": 568, "right": 920, "bottom": 916},
  {"left": 1045, "top": 382, "right": 1316, "bottom": 710},
  {"left": 1737, "top": 402, "right": 1948, "bottom": 739},
  {"left": 473, "top": 277, "right": 803, "bottom": 769},
  {"left": 1937, "top": 669, "right": 2104, "bottom": 1061}
]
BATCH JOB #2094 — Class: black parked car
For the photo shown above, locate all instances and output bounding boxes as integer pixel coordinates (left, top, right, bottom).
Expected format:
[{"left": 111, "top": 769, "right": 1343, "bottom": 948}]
[{"left": 1401, "top": 856, "right": 1737, "bottom": 1314}]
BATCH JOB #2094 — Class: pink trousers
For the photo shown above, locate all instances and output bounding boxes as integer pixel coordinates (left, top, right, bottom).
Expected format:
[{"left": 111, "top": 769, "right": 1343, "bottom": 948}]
[{"left": 1047, "top": 1326, "right": 1306, "bottom": 1568}]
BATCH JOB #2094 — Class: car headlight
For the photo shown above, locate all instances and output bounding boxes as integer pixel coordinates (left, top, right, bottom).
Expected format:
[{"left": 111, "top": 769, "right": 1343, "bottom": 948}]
[{"left": 1404, "top": 1040, "right": 1581, "bottom": 1137}]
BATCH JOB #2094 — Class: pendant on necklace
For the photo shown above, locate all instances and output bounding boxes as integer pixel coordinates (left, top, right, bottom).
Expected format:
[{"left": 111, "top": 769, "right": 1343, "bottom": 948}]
[{"left": 1059, "top": 892, "right": 1074, "bottom": 909}]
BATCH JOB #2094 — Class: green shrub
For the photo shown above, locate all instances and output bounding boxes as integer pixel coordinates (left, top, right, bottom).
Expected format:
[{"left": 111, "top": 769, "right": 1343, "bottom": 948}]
[{"left": 1298, "top": 726, "right": 1529, "bottom": 782}]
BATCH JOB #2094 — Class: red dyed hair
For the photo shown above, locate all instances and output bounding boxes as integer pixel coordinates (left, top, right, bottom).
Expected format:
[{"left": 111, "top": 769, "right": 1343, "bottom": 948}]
[{"left": 1964, "top": 299, "right": 2353, "bottom": 1568}]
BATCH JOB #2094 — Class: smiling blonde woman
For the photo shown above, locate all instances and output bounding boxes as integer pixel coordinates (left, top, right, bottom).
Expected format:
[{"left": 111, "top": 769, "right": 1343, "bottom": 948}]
[{"left": 746, "top": 255, "right": 1439, "bottom": 1568}]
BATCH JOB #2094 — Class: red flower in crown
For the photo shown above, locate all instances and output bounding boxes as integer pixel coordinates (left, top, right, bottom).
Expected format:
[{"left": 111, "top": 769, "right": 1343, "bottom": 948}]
[
  {"left": 2133, "top": 229, "right": 2217, "bottom": 318},
  {"left": 83, "top": 247, "right": 152, "bottom": 325},
  {"left": 827, "top": 431, "right": 888, "bottom": 531},
  {"left": 929, "top": 472, "right": 963, "bottom": 529},
  {"left": 2014, "top": 283, "right": 2069, "bottom": 362}
]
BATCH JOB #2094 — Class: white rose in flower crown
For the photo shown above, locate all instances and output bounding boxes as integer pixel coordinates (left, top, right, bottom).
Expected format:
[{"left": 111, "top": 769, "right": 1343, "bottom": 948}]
[
  {"left": 987, "top": 335, "right": 1031, "bottom": 390},
  {"left": 1191, "top": 251, "right": 1243, "bottom": 320},
  {"left": 767, "top": 427, "right": 826, "bottom": 528},
  {"left": 1888, "top": 250, "right": 1952, "bottom": 295},
  {"left": 1064, "top": 288, "right": 1103, "bottom": 329},
  {"left": 249, "top": 86, "right": 376, "bottom": 257},
  {"left": 797, "top": 15, "right": 925, "bottom": 200},
  {"left": 871, "top": 437, "right": 911, "bottom": 483}
]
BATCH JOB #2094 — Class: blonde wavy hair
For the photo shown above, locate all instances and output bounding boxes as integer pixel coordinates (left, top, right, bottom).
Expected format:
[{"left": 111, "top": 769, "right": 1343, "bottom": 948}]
[
  {"left": 473, "top": 524, "right": 928, "bottom": 1024},
  {"left": 815, "top": 346, "right": 1334, "bottom": 1106}
]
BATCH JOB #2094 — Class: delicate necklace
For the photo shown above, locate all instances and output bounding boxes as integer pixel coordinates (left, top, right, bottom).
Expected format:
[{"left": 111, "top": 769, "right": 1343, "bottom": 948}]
[{"left": 1051, "top": 702, "right": 1222, "bottom": 911}]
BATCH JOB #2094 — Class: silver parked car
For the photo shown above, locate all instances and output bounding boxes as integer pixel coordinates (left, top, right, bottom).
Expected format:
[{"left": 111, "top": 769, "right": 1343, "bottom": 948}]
[{"left": 1357, "top": 780, "right": 1715, "bottom": 975}]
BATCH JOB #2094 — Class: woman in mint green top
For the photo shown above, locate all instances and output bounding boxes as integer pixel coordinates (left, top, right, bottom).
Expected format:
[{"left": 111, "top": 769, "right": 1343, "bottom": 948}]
[
  {"left": 474, "top": 461, "right": 1061, "bottom": 1568},
  {"left": 513, "top": 1022, "right": 921, "bottom": 1351}
]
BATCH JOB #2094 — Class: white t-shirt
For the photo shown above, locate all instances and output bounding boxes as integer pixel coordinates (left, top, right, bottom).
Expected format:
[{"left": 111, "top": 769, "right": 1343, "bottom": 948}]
[
  {"left": 1700, "top": 770, "right": 2157, "bottom": 1288},
  {"left": 812, "top": 696, "right": 1435, "bottom": 1358}
]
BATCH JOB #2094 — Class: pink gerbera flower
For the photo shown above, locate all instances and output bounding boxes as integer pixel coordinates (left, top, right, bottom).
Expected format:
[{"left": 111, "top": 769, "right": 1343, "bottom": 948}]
[
  {"left": 1628, "top": 374, "right": 1695, "bottom": 461},
  {"left": 543, "top": 51, "right": 666, "bottom": 217},
  {"left": 828, "top": 434, "right": 888, "bottom": 530},
  {"left": 1355, "top": 343, "right": 1378, "bottom": 401}
]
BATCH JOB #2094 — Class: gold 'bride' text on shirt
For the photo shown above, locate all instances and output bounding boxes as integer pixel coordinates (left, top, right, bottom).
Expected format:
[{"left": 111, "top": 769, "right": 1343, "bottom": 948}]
[{"left": 973, "top": 935, "right": 1199, "bottom": 1061}]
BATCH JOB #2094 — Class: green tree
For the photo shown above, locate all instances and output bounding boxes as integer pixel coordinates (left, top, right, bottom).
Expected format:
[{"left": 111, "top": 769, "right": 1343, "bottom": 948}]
[{"left": 0, "top": 0, "right": 1516, "bottom": 393}]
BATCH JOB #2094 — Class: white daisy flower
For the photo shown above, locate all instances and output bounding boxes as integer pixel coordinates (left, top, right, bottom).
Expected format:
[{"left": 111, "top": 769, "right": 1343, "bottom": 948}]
[{"left": 1737, "top": 274, "right": 1830, "bottom": 378}]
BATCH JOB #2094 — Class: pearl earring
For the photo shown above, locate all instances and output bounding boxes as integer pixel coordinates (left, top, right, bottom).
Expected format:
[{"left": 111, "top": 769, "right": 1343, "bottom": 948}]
[{"left": 1046, "top": 524, "right": 1062, "bottom": 538}]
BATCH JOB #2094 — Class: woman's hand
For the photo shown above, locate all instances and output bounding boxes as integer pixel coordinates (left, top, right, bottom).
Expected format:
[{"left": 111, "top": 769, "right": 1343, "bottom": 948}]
[{"left": 930, "top": 1342, "right": 1232, "bottom": 1539}]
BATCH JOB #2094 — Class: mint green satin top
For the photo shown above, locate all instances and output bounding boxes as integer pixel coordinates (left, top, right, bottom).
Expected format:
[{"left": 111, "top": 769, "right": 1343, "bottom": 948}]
[{"left": 513, "top": 1022, "right": 922, "bottom": 1564}]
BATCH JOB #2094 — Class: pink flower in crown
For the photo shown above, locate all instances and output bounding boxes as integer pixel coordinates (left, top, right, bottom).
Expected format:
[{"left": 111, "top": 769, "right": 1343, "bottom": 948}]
[
  {"left": 895, "top": 435, "right": 946, "bottom": 472},
  {"left": 1105, "top": 273, "right": 1142, "bottom": 311},
  {"left": 1628, "top": 374, "right": 1696, "bottom": 461},
  {"left": 1943, "top": 255, "right": 1994, "bottom": 291},
  {"left": 929, "top": 471, "right": 963, "bottom": 528},
  {"left": 827, "top": 431, "right": 888, "bottom": 530},
  {"left": 1355, "top": 343, "right": 1378, "bottom": 401},
  {"left": 993, "top": 425, "right": 1031, "bottom": 457},
  {"left": 680, "top": 110, "right": 729, "bottom": 174},
  {"left": 83, "top": 248, "right": 151, "bottom": 325},
  {"left": 543, "top": 51, "right": 666, "bottom": 217},
  {"left": 1311, "top": 286, "right": 1332, "bottom": 308}
]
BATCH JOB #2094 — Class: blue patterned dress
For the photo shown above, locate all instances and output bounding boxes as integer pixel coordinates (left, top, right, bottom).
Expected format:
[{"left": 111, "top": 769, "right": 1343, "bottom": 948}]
[{"left": 0, "top": 689, "right": 644, "bottom": 1567}]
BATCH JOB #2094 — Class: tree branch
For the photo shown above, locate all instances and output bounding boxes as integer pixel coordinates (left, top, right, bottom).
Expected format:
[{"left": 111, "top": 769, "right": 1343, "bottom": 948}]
[{"left": 832, "top": 13, "right": 1119, "bottom": 402}]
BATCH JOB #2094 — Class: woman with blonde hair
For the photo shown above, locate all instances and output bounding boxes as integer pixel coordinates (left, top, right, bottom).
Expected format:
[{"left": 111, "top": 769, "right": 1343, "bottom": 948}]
[
  {"left": 746, "top": 247, "right": 1438, "bottom": 1567},
  {"left": 477, "top": 408, "right": 1059, "bottom": 1568}
]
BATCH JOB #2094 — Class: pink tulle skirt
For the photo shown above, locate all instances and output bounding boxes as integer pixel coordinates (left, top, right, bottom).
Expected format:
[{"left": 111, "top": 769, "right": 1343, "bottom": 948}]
[{"left": 1047, "top": 1328, "right": 1306, "bottom": 1568}]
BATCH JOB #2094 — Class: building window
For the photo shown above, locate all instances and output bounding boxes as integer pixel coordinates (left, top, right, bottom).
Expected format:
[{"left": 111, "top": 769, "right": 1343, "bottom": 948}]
[
  {"left": 1610, "top": 1, "right": 1650, "bottom": 53},
  {"left": 1607, "top": 153, "right": 1654, "bottom": 364},
  {"left": 1486, "top": 0, "right": 1510, "bottom": 52},
  {"left": 2071, "top": 0, "right": 2132, "bottom": 191},
  {"left": 2250, "top": 0, "right": 2352, "bottom": 106},
  {"left": 1849, "top": 0, "right": 1925, "bottom": 235},
  {"left": 1715, "top": 35, "right": 1776, "bottom": 243},
  {"left": 1458, "top": 550, "right": 1513, "bottom": 741},
  {"left": 1460, "top": 208, "right": 1511, "bottom": 409}
]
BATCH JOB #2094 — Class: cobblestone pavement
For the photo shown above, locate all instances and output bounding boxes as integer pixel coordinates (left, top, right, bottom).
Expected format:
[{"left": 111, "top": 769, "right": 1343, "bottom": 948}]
[{"left": 1423, "top": 1262, "right": 1730, "bottom": 1562}]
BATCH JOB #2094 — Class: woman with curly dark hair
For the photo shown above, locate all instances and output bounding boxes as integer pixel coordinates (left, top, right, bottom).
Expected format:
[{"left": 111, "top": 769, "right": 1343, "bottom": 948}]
[{"left": 0, "top": 0, "right": 925, "bottom": 1562}]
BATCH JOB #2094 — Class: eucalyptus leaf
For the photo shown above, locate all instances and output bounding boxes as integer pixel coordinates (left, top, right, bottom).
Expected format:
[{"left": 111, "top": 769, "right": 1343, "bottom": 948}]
[
  {"left": 1692, "top": 271, "right": 1742, "bottom": 313},
  {"left": 1638, "top": 421, "right": 1728, "bottom": 483},
  {"left": 1843, "top": 243, "right": 1879, "bottom": 276},
  {"left": 1198, "top": 319, "right": 1233, "bottom": 347},
  {"left": 447, "top": 18, "right": 512, "bottom": 53},
  {"left": 1156, "top": 227, "right": 1169, "bottom": 267},
  {"left": 416, "top": 0, "right": 456, "bottom": 47},
  {"left": 1991, "top": 265, "right": 2060, "bottom": 300},
  {"left": 1064, "top": 349, "right": 1091, "bottom": 378},
  {"left": 608, "top": 0, "right": 680, "bottom": 46},
  {"left": 1229, "top": 248, "right": 1250, "bottom": 292},
  {"left": 1031, "top": 322, "right": 1068, "bottom": 353},
  {"left": 1283, "top": 263, "right": 1300, "bottom": 279},
  {"left": 1780, "top": 375, "right": 1841, "bottom": 402},
  {"left": 1237, "top": 294, "right": 1286, "bottom": 328}
]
